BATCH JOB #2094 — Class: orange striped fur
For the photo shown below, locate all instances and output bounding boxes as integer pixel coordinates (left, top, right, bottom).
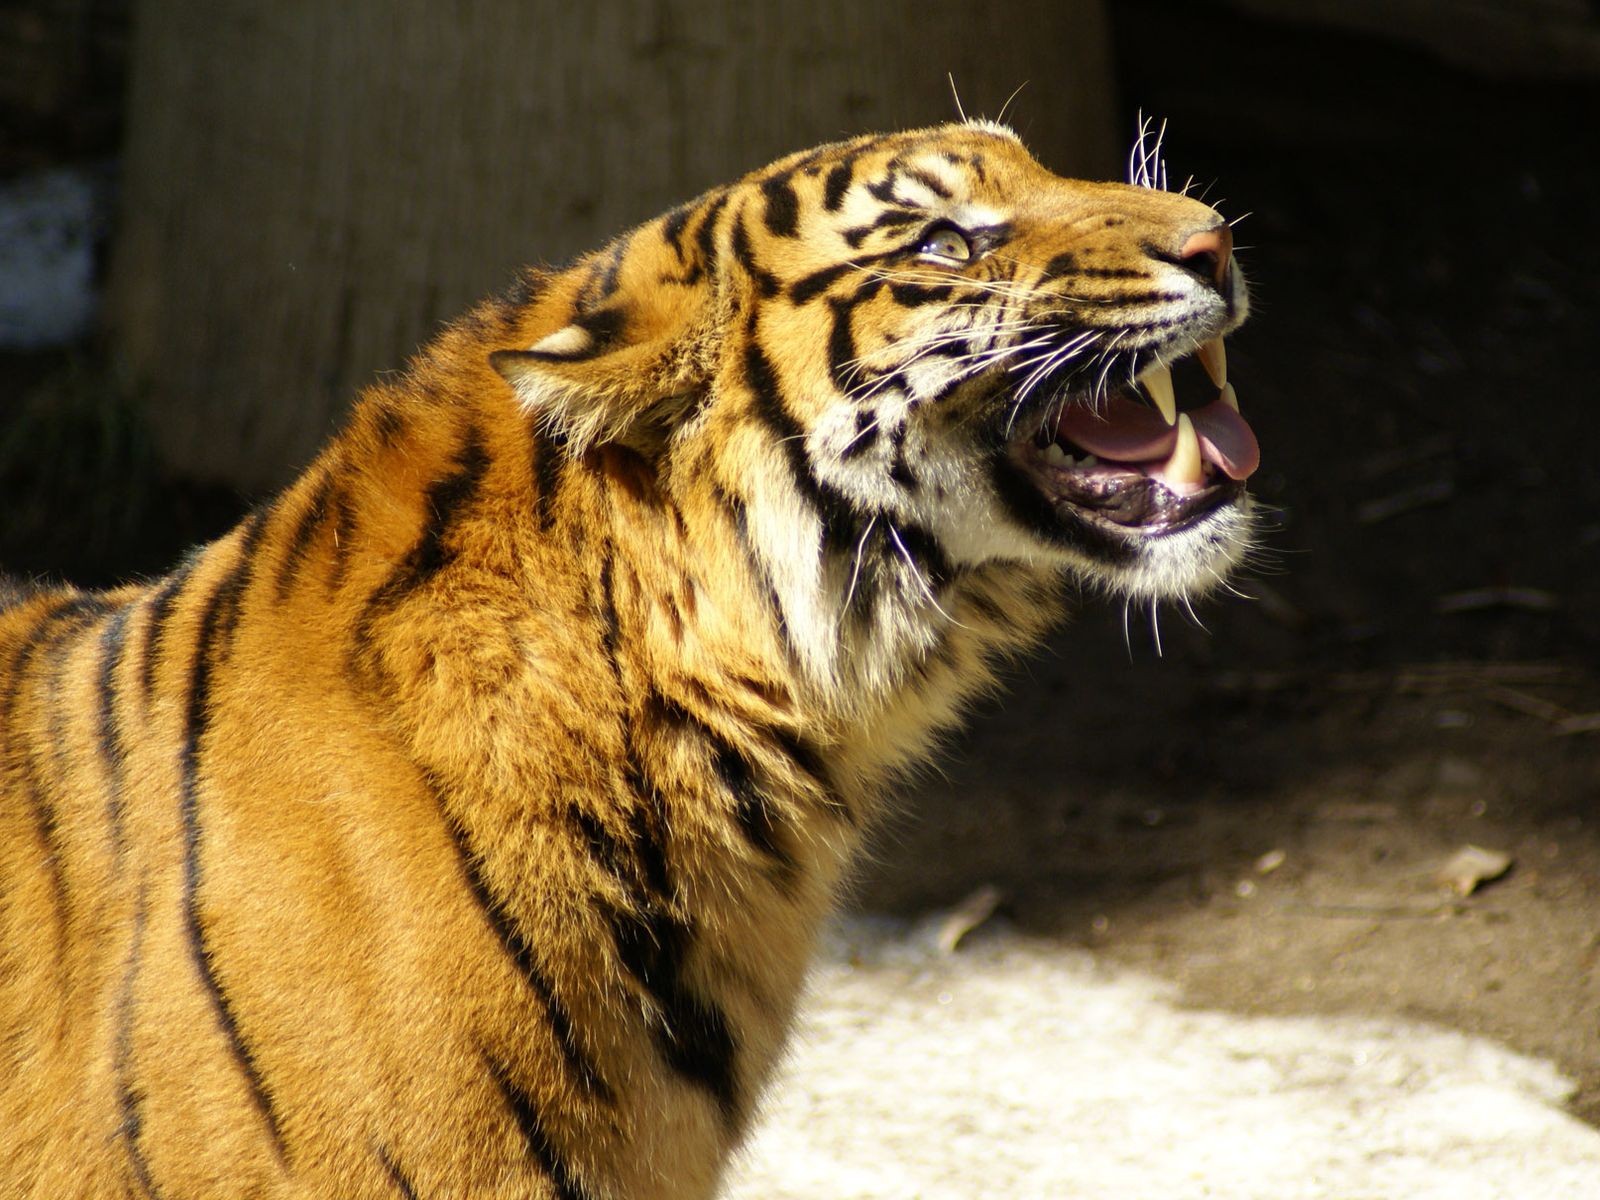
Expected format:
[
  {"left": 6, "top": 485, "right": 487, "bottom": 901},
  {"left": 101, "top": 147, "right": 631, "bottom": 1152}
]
[{"left": 0, "top": 123, "right": 1252, "bottom": 1197}]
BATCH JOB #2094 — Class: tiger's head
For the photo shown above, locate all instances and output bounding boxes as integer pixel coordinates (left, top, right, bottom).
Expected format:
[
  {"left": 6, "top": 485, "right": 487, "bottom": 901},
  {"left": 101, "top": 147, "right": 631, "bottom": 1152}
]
[{"left": 492, "top": 122, "right": 1256, "bottom": 642}]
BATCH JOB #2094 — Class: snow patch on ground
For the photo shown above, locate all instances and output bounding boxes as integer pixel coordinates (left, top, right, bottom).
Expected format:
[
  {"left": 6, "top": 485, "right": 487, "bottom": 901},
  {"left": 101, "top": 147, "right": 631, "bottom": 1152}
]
[{"left": 726, "top": 915, "right": 1600, "bottom": 1200}]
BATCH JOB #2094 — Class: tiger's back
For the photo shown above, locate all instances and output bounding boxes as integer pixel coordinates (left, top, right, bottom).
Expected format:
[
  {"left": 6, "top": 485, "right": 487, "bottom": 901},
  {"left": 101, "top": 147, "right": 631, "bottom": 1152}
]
[{"left": 0, "top": 123, "right": 1256, "bottom": 1197}]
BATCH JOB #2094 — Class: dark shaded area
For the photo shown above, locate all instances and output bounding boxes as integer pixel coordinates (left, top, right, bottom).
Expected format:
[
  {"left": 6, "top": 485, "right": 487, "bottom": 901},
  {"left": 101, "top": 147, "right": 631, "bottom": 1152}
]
[
  {"left": 863, "top": 0, "right": 1600, "bottom": 1126},
  {"left": 2, "top": 0, "right": 1596, "bottom": 1130}
]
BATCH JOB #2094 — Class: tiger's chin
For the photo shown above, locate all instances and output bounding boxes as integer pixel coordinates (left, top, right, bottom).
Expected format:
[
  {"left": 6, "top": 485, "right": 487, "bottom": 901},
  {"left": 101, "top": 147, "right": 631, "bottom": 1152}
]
[{"left": 992, "top": 334, "right": 1260, "bottom": 602}]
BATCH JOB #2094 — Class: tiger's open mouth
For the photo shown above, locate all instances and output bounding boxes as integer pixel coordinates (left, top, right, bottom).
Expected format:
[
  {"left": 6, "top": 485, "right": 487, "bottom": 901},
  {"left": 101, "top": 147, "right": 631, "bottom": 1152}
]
[{"left": 1010, "top": 337, "right": 1259, "bottom": 536}]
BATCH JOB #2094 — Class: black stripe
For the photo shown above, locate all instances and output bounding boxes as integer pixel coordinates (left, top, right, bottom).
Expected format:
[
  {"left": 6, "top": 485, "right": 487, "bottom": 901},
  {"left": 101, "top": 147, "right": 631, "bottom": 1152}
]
[
  {"left": 570, "top": 306, "right": 626, "bottom": 356},
  {"left": 606, "top": 903, "right": 738, "bottom": 1119},
  {"left": 888, "top": 520, "right": 952, "bottom": 589},
  {"left": 694, "top": 193, "right": 730, "bottom": 278},
  {"left": 770, "top": 726, "right": 853, "bottom": 825},
  {"left": 788, "top": 246, "right": 899, "bottom": 306},
  {"left": 569, "top": 763, "right": 672, "bottom": 907},
  {"left": 1076, "top": 266, "right": 1147, "bottom": 280},
  {"left": 661, "top": 203, "right": 693, "bottom": 257},
  {"left": 621, "top": 732, "right": 675, "bottom": 902},
  {"left": 1041, "top": 251, "right": 1078, "bottom": 280},
  {"left": 889, "top": 282, "right": 952, "bottom": 308},
  {"left": 140, "top": 551, "right": 201, "bottom": 704},
  {"left": 431, "top": 776, "right": 611, "bottom": 1099},
  {"left": 840, "top": 409, "right": 879, "bottom": 460},
  {"left": 743, "top": 337, "right": 823, "bottom": 516},
  {"left": 570, "top": 805, "right": 636, "bottom": 892},
  {"left": 327, "top": 487, "right": 356, "bottom": 594},
  {"left": 888, "top": 430, "right": 917, "bottom": 490},
  {"left": 904, "top": 166, "right": 953, "bottom": 199},
  {"left": 372, "top": 402, "right": 408, "bottom": 447},
  {"left": 595, "top": 240, "right": 627, "bottom": 303},
  {"left": 408, "top": 424, "right": 491, "bottom": 587},
  {"left": 713, "top": 743, "right": 794, "bottom": 877},
  {"left": 0, "top": 576, "right": 41, "bottom": 612},
  {"left": 531, "top": 429, "right": 564, "bottom": 533},
  {"left": 822, "top": 160, "right": 853, "bottom": 211},
  {"left": 351, "top": 425, "right": 490, "bottom": 673},
  {"left": 1, "top": 596, "right": 109, "bottom": 955},
  {"left": 761, "top": 174, "right": 800, "bottom": 237},
  {"left": 115, "top": 885, "right": 165, "bottom": 1200},
  {"left": 845, "top": 272, "right": 891, "bottom": 307},
  {"left": 730, "top": 215, "right": 781, "bottom": 298},
  {"left": 826, "top": 297, "right": 857, "bottom": 391},
  {"left": 870, "top": 208, "right": 923, "bottom": 233},
  {"left": 178, "top": 517, "right": 288, "bottom": 1160},
  {"left": 500, "top": 268, "right": 548, "bottom": 309},
  {"left": 840, "top": 224, "right": 874, "bottom": 250},
  {"left": 585, "top": 707, "right": 741, "bottom": 1116},
  {"left": 596, "top": 551, "right": 622, "bottom": 683},
  {"left": 866, "top": 175, "right": 903, "bottom": 205},
  {"left": 788, "top": 262, "right": 851, "bottom": 305},
  {"left": 484, "top": 1055, "right": 588, "bottom": 1200},
  {"left": 376, "top": 1143, "right": 421, "bottom": 1200},
  {"left": 275, "top": 473, "right": 335, "bottom": 602},
  {"left": 743, "top": 332, "right": 876, "bottom": 559},
  {"left": 40, "top": 600, "right": 93, "bottom": 786},
  {"left": 95, "top": 603, "right": 134, "bottom": 851}
]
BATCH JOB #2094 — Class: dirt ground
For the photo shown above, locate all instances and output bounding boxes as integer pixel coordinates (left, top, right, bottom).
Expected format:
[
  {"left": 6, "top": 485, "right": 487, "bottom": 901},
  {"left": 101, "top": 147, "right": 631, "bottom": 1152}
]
[
  {"left": 3, "top": 0, "right": 1596, "bottom": 1143},
  {"left": 860, "top": 3, "right": 1600, "bottom": 1127}
]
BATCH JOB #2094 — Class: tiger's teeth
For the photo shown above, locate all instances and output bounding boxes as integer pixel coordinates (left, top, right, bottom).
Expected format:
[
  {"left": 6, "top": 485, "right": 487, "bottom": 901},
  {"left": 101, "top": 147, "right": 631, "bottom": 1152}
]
[
  {"left": 1198, "top": 338, "right": 1227, "bottom": 389},
  {"left": 1044, "top": 442, "right": 1068, "bottom": 466},
  {"left": 1220, "top": 382, "right": 1239, "bottom": 412},
  {"left": 1169, "top": 413, "right": 1204, "bottom": 486},
  {"left": 1138, "top": 363, "right": 1177, "bottom": 425}
]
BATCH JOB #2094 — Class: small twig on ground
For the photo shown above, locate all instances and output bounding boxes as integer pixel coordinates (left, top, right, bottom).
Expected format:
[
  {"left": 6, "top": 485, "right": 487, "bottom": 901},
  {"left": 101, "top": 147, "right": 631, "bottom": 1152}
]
[
  {"left": 1436, "top": 586, "right": 1560, "bottom": 615},
  {"left": 1485, "top": 686, "right": 1574, "bottom": 724},
  {"left": 1355, "top": 479, "right": 1453, "bottom": 524}
]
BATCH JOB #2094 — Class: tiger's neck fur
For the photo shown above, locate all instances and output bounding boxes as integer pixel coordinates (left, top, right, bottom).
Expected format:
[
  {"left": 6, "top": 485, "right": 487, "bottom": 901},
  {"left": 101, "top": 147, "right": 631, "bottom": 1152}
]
[{"left": 0, "top": 304, "right": 1056, "bottom": 1200}]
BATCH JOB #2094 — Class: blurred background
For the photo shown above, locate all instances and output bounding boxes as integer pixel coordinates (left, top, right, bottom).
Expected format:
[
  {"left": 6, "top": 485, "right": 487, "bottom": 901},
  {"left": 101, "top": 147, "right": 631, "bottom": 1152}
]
[{"left": 3, "top": 0, "right": 1597, "bottom": 1125}]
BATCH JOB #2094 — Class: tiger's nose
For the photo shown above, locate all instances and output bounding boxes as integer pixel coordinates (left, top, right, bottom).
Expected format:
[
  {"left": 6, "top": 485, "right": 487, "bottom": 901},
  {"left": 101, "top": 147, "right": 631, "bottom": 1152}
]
[{"left": 1179, "top": 224, "right": 1233, "bottom": 290}]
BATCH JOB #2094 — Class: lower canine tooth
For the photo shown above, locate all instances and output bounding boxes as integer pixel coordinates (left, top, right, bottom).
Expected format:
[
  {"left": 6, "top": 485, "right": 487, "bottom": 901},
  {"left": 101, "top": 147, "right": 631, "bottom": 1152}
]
[
  {"left": 1044, "top": 443, "right": 1067, "bottom": 465},
  {"left": 1169, "top": 413, "right": 1204, "bottom": 486},
  {"left": 1198, "top": 338, "right": 1227, "bottom": 388},
  {"left": 1138, "top": 362, "right": 1177, "bottom": 425}
]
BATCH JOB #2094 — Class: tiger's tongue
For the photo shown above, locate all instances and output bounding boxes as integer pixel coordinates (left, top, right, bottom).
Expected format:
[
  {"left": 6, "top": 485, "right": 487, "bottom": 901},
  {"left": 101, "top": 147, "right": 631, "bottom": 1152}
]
[{"left": 1054, "top": 392, "right": 1261, "bottom": 481}]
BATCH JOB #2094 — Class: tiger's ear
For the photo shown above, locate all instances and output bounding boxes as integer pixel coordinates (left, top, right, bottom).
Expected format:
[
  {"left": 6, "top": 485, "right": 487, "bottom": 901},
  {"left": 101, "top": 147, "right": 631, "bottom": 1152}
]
[{"left": 489, "top": 238, "right": 715, "bottom": 456}]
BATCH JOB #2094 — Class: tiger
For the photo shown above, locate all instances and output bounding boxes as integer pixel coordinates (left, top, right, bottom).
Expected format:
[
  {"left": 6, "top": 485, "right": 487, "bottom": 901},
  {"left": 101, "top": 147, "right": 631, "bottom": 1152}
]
[{"left": 0, "top": 120, "right": 1256, "bottom": 1198}]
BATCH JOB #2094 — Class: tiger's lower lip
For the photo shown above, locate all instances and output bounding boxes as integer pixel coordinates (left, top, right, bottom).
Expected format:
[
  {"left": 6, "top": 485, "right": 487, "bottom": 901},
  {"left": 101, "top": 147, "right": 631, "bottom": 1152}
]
[{"left": 1023, "top": 456, "right": 1244, "bottom": 532}]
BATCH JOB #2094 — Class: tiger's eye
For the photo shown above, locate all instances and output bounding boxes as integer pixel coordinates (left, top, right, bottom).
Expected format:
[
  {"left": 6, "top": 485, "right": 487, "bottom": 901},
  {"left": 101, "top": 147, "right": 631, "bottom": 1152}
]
[{"left": 919, "top": 226, "right": 972, "bottom": 263}]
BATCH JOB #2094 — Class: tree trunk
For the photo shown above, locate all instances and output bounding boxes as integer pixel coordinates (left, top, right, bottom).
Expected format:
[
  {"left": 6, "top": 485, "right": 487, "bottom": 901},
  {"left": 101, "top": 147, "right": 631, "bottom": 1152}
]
[{"left": 106, "top": 0, "right": 1116, "bottom": 492}]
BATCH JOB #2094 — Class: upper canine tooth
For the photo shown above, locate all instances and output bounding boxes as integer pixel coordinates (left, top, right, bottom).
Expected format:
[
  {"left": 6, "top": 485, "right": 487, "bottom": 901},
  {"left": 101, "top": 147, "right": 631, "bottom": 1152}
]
[
  {"left": 1220, "top": 382, "right": 1239, "bottom": 412},
  {"left": 1169, "top": 413, "right": 1204, "bottom": 486},
  {"left": 1139, "top": 363, "right": 1177, "bottom": 425},
  {"left": 1198, "top": 338, "right": 1227, "bottom": 389}
]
